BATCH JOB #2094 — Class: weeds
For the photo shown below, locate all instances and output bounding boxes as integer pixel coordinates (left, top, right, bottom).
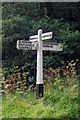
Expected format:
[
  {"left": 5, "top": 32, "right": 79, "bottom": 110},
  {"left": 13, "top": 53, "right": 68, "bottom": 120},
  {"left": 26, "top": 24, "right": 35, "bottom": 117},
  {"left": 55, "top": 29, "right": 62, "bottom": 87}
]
[
  {"left": 2, "top": 77, "right": 79, "bottom": 119},
  {"left": 1, "top": 60, "right": 79, "bottom": 118}
]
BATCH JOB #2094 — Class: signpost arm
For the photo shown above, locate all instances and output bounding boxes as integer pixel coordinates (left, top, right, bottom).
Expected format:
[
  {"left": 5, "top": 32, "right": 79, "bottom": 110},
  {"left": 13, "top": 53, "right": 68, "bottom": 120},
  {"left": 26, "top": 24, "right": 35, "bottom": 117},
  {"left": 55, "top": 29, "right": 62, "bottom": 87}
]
[{"left": 36, "top": 29, "right": 43, "bottom": 98}]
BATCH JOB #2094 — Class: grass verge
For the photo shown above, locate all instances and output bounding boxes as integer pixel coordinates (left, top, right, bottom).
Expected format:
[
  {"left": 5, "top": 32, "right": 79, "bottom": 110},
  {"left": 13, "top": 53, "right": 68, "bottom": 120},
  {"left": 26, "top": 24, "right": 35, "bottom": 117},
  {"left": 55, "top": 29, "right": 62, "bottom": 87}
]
[{"left": 2, "top": 78, "right": 79, "bottom": 119}]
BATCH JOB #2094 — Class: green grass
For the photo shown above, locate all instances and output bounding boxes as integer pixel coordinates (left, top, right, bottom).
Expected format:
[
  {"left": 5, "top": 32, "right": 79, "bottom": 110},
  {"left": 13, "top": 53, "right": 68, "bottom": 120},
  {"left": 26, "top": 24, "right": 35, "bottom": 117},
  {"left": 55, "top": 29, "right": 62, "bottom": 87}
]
[{"left": 2, "top": 78, "right": 79, "bottom": 119}]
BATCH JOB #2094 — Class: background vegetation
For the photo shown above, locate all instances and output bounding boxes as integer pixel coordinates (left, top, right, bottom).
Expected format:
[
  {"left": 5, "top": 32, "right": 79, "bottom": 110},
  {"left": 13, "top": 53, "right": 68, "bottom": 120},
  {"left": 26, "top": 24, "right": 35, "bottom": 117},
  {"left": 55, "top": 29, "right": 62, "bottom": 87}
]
[
  {"left": 1, "top": 2, "right": 80, "bottom": 119},
  {"left": 2, "top": 2, "right": 80, "bottom": 71}
]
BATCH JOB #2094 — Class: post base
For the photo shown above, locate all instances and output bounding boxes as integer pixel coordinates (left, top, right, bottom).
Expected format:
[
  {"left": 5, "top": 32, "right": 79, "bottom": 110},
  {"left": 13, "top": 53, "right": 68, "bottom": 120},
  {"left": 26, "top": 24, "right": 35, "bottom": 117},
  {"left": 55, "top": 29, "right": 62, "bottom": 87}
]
[{"left": 36, "top": 84, "right": 43, "bottom": 98}]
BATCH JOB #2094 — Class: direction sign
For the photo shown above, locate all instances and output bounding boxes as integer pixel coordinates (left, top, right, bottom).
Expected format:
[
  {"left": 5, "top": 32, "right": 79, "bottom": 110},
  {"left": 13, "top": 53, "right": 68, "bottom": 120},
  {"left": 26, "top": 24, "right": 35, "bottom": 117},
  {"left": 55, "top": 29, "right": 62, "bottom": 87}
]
[
  {"left": 43, "top": 42, "right": 63, "bottom": 51},
  {"left": 16, "top": 29, "right": 63, "bottom": 98},
  {"left": 29, "top": 32, "right": 53, "bottom": 41},
  {"left": 17, "top": 40, "right": 38, "bottom": 50}
]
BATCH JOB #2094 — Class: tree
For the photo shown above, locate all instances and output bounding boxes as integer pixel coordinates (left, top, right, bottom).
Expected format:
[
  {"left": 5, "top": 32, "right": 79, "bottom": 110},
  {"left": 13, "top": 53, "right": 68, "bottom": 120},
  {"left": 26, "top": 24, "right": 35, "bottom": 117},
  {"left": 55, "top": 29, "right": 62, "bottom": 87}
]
[{"left": 2, "top": 2, "right": 80, "bottom": 72}]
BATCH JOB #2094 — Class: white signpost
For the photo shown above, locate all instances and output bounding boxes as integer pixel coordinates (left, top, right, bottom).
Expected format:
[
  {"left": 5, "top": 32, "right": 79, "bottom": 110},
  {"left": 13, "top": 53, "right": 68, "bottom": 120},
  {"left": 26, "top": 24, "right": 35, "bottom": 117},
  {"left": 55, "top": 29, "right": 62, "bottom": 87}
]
[
  {"left": 17, "top": 29, "right": 63, "bottom": 98},
  {"left": 17, "top": 40, "right": 38, "bottom": 50},
  {"left": 43, "top": 42, "right": 63, "bottom": 51},
  {"left": 29, "top": 31, "right": 53, "bottom": 41}
]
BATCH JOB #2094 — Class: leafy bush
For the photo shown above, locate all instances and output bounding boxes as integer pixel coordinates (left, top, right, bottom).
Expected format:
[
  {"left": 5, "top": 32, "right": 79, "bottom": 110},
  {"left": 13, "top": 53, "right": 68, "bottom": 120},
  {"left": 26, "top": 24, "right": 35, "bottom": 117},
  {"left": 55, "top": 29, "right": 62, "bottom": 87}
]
[{"left": 2, "top": 14, "right": 80, "bottom": 71}]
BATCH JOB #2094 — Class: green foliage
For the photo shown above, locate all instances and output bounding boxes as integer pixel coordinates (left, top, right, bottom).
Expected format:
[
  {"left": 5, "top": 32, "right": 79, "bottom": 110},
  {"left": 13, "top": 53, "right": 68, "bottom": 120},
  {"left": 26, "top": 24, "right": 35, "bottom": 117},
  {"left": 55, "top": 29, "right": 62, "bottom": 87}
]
[
  {"left": 2, "top": 3, "right": 80, "bottom": 73},
  {"left": 45, "top": 2, "right": 80, "bottom": 22},
  {"left": 2, "top": 16, "right": 36, "bottom": 68},
  {"left": 2, "top": 78, "right": 79, "bottom": 118},
  {"left": 1, "top": 3, "right": 80, "bottom": 118}
]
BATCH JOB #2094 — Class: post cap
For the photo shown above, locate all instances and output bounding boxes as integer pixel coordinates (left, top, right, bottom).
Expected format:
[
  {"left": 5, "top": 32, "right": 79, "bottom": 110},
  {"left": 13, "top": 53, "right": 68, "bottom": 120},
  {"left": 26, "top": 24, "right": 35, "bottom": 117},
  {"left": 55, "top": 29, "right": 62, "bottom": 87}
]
[{"left": 38, "top": 29, "right": 42, "bottom": 33}]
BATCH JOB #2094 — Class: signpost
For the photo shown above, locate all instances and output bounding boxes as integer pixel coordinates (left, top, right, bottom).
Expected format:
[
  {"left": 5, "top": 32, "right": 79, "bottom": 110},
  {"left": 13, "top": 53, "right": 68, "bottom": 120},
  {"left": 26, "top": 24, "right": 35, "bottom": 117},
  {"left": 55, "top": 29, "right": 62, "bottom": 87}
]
[
  {"left": 36, "top": 30, "right": 43, "bottom": 97},
  {"left": 17, "top": 29, "right": 63, "bottom": 98},
  {"left": 43, "top": 42, "right": 63, "bottom": 51},
  {"left": 29, "top": 32, "right": 53, "bottom": 41},
  {"left": 17, "top": 40, "right": 38, "bottom": 50}
]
